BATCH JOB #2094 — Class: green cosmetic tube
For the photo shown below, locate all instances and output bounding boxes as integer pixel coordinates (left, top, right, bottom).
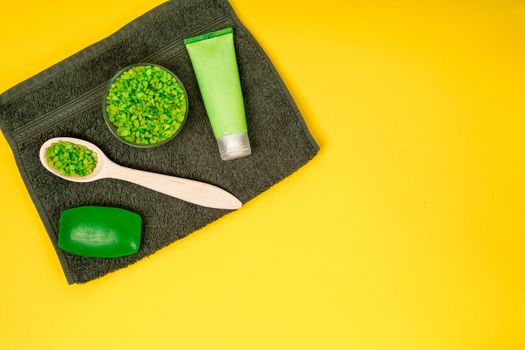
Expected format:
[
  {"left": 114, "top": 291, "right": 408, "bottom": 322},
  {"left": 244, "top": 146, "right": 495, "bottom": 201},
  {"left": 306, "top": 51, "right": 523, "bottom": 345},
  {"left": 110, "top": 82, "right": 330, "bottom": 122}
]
[{"left": 184, "top": 27, "right": 251, "bottom": 161}]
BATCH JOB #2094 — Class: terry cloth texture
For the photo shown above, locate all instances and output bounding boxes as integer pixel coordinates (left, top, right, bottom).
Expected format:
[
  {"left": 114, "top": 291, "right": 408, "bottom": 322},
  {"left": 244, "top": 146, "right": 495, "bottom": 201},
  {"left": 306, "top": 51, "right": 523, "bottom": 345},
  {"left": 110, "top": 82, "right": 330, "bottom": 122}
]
[{"left": 0, "top": 0, "right": 319, "bottom": 284}]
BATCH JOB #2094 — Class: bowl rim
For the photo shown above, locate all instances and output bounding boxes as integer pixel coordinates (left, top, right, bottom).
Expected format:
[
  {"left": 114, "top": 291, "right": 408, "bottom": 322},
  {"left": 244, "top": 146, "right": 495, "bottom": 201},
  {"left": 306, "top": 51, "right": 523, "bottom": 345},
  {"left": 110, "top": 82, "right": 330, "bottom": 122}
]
[{"left": 101, "top": 62, "right": 189, "bottom": 148}]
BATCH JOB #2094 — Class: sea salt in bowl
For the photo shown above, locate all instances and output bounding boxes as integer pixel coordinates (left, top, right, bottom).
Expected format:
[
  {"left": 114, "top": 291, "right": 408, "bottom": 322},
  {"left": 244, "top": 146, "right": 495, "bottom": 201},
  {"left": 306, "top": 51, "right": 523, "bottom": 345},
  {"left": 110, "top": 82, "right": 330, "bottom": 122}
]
[{"left": 102, "top": 63, "right": 189, "bottom": 148}]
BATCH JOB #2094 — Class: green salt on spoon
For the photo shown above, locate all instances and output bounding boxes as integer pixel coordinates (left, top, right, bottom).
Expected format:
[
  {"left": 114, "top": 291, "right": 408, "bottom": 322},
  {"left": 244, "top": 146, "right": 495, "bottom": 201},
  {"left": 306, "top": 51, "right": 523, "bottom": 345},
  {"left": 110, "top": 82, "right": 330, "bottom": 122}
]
[{"left": 45, "top": 141, "right": 97, "bottom": 177}]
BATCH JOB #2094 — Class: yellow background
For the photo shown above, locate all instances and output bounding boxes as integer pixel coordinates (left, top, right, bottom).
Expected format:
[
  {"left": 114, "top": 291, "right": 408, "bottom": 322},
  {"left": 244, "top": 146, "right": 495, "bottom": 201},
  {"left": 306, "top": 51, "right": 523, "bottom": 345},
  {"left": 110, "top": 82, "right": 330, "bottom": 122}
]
[{"left": 1, "top": 0, "right": 524, "bottom": 349}]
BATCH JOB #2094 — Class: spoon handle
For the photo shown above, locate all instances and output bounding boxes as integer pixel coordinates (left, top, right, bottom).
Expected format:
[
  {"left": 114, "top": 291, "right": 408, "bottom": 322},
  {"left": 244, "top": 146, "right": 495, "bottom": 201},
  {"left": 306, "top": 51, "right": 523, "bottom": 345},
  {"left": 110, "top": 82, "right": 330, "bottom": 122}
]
[{"left": 104, "top": 164, "right": 242, "bottom": 210}]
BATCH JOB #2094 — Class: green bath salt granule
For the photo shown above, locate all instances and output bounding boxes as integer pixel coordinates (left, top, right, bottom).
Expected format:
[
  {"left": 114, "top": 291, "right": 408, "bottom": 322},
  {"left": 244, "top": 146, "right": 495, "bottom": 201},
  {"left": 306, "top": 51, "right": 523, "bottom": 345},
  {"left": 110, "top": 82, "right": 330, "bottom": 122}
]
[
  {"left": 46, "top": 141, "right": 98, "bottom": 177},
  {"left": 105, "top": 65, "right": 187, "bottom": 146}
]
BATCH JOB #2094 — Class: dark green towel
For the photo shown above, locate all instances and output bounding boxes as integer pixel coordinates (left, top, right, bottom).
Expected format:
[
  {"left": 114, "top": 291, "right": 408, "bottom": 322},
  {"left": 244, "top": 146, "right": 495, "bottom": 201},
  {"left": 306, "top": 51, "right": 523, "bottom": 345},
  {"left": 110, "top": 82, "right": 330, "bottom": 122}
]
[{"left": 0, "top": 0, "right": 319, "bottom": 284}]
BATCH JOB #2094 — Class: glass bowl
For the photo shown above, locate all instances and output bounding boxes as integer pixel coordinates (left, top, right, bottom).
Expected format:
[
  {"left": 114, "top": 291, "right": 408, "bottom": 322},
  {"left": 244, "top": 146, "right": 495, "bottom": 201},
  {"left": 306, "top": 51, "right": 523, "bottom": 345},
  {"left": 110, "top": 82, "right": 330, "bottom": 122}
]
[{"left": 102, "top": 63, "right": 189, "bottom": 148}]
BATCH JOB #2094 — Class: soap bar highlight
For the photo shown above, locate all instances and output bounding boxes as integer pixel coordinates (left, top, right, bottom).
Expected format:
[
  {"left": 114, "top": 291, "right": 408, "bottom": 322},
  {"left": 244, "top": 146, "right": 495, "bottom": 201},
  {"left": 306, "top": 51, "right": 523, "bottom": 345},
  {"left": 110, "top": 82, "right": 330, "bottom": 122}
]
[{"left": 58, "top": 206, "right": 142, "bottom": 258}]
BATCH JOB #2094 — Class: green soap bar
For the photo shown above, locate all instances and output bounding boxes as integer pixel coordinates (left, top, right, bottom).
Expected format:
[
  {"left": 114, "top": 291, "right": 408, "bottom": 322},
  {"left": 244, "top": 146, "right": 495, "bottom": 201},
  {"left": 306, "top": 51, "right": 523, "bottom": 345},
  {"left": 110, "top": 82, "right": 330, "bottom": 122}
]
[{"left": 58, "top": 206, "right": 142, "bottom": 258}]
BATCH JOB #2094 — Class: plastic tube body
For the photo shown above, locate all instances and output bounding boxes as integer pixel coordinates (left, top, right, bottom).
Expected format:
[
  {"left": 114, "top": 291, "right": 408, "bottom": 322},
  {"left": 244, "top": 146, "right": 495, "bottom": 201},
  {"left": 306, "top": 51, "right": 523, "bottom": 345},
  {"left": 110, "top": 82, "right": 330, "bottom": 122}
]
[{"left": 185, "top": 27, "right": 251, "bottom": 160}]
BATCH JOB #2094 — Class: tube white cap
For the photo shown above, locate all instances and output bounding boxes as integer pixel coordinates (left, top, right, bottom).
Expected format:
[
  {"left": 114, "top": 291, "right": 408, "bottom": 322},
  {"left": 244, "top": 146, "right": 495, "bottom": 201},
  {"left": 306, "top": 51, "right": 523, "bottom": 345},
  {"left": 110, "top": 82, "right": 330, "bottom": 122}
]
[{"left": 217, "top": 133, "right": 252, "bottom": 161}]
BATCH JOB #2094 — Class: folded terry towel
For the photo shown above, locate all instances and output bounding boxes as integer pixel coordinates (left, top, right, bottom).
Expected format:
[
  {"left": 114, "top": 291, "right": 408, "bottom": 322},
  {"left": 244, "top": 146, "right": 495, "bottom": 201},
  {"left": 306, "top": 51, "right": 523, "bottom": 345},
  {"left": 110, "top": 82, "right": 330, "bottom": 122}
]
[{"left": 0, "top": 0, "right": 319, "bottom": 283}]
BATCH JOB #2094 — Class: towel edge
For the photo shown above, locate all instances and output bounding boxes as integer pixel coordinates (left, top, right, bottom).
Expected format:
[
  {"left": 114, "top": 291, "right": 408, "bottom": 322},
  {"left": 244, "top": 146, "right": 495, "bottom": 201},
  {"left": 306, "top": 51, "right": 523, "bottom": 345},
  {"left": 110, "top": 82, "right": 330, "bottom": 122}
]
[{"left": 0, "top": 128, "right": 76, "bottom": 284}]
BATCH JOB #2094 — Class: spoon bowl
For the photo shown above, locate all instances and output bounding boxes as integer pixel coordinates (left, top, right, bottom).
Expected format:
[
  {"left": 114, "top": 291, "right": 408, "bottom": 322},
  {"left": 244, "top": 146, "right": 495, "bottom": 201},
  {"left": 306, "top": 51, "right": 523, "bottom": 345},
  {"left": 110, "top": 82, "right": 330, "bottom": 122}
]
[
  {"left": 39, "top": 137, "right": 242, "bottom": 210},
  {"left": 39, "top": 137, "right": 109, "bottom": 183}
]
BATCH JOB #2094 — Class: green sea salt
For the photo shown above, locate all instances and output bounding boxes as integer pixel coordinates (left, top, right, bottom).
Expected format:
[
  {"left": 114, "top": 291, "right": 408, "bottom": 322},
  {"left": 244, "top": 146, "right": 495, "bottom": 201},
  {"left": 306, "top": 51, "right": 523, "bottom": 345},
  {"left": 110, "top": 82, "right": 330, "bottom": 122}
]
[
  {"left": 105, "top": 65, "right": 187, "bottom": 146},
  {"left": 46, "top": 141, "right": 98, "bottom": 177}
]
